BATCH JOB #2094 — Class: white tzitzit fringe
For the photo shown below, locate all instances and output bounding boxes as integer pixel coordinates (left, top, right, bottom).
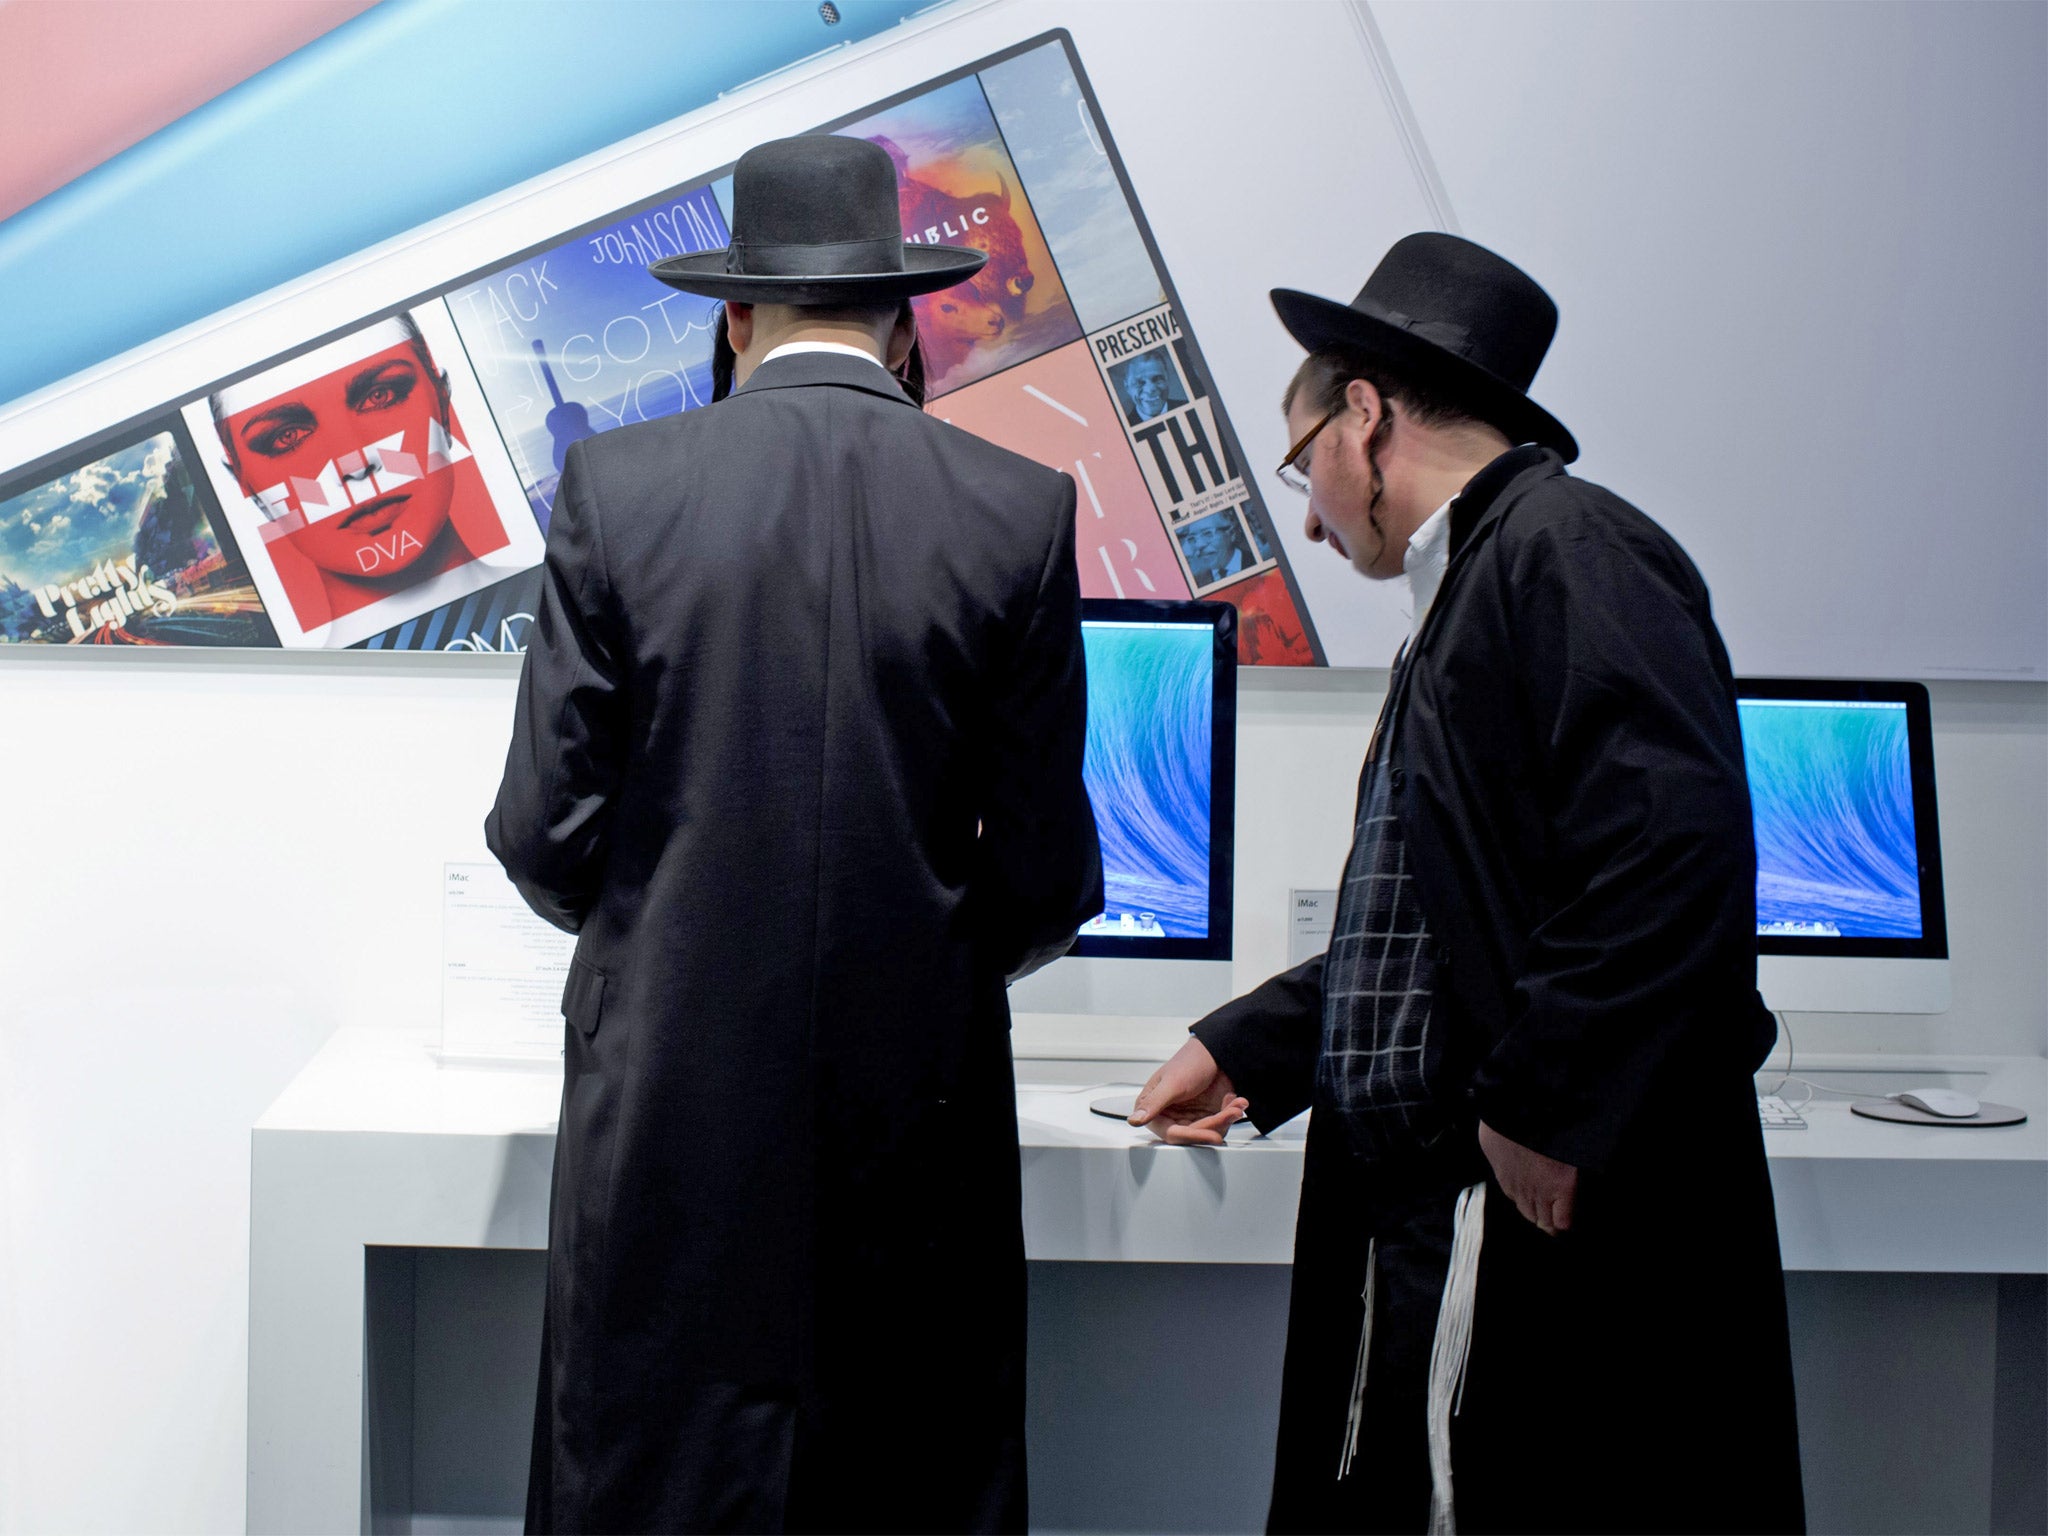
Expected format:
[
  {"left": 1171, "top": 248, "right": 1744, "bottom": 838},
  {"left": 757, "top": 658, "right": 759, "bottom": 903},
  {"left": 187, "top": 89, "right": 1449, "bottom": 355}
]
[
  {"left": 1426, "top": 1182, "right": 1487, "bottom": 1535},
  {"left": 1336, "top": 1239, "right": 1379, "bottom": 1479}
]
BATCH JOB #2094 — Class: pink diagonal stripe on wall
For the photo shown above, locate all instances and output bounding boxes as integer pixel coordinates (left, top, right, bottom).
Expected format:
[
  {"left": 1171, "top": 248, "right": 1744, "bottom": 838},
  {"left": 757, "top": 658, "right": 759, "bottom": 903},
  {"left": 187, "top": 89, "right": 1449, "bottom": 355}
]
[{"left": 0, "top": 0, "right": 383, "bottom": 224}]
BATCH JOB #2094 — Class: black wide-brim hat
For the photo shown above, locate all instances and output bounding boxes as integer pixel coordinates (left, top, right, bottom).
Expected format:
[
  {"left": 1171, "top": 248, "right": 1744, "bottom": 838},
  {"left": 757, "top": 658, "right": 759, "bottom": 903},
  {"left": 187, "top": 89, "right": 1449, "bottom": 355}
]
[
  {"left": 649, "top": 135, "right": 987, "bottom": 305},
  {"left": 1272, "top": 232, "right": 1577, "bottom": 462}
]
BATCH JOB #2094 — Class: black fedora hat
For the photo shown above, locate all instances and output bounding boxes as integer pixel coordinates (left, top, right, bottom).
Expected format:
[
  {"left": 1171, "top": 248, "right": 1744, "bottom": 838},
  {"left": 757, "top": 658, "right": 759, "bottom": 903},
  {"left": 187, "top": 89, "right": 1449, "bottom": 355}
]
[
  {"left": 1271, "top": 232, "right": 1577, "bottom": 462},
  {"left": 649, "top": 136, "right": 987, "bottom": 305}
]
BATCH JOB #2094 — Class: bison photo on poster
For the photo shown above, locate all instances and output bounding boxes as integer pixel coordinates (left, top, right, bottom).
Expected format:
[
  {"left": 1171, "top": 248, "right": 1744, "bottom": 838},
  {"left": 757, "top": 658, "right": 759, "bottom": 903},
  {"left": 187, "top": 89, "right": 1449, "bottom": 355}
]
[
  {"left": 181, "top": 305, "right": 542, "bottom": 650},
  {"left": 0, "top": 423, "right": 276, "bottom": 648},
  {"left": 836, "top": 74, "right": 1084, "bottom": 400}
]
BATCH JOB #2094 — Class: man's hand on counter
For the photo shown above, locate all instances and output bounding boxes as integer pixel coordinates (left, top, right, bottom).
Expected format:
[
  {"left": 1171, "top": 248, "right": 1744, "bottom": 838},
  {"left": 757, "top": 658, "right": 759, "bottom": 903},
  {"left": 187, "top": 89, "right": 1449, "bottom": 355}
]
[{"left": 1129, "top": 1036, "right": 1249, "bottom": 1145}]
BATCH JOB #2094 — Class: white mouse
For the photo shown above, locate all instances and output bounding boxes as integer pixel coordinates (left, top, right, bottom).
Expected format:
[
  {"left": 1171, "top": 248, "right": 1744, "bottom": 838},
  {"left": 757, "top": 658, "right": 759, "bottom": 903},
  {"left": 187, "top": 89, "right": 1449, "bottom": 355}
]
[{"left": 1892, "top": 1088, "right": 1981, "bottom": 1118}]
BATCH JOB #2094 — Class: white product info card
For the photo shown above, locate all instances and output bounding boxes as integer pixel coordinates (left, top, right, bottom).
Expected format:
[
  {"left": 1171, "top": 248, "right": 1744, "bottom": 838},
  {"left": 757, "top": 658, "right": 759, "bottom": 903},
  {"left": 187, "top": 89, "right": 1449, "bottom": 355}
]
[
  {"left": 442, "top": 860, "right": 577, "bottom": 1062},
  {"left": 1289, "top": 888, "right": 1337, "bottom": 968}
]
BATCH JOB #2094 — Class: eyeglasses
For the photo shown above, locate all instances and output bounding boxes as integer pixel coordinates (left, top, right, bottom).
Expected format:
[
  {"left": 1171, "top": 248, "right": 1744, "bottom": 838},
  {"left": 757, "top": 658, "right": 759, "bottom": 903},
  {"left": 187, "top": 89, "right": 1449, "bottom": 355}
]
[{"left": 1275, "top": 403, "right": 1342, "bottom": 494}]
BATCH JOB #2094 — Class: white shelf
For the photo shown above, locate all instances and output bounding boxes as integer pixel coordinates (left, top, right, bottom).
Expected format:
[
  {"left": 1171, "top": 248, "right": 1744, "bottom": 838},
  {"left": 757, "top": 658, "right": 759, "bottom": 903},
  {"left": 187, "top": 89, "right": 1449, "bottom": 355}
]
[{"left": 247, "top": 1027, "right": 2046, "bottom": 1534}]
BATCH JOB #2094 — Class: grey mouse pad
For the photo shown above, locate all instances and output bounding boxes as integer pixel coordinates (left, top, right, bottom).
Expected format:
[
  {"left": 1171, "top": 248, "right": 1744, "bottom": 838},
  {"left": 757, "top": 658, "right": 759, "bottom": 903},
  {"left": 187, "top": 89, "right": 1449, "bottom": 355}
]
[
  {"left": 1850, "top": 1099, "right": 2028, "bottom": 1127},
  {"left": 1088, "top": 1091, "right": 1141, "bottom": 1120}
]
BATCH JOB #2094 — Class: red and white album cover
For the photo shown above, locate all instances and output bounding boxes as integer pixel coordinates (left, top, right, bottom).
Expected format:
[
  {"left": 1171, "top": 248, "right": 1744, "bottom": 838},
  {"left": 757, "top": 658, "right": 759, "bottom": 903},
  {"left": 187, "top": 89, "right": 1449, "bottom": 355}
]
[{"left": 181, "top": 303, "right": 542, "bottom": 648}]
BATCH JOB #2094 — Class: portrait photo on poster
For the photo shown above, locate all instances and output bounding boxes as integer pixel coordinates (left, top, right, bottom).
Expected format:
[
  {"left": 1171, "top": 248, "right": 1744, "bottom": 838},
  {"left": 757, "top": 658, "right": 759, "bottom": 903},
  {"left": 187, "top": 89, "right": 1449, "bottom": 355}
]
[
  {"left": 1107, "top": 345, "right": 1191, "bottom": 427},
  {"left": 181, "top": 304, "right": 543, "bottom": 649},
  {"left": 1175, "top": 507, "right": 1256, "bottom": 592}
]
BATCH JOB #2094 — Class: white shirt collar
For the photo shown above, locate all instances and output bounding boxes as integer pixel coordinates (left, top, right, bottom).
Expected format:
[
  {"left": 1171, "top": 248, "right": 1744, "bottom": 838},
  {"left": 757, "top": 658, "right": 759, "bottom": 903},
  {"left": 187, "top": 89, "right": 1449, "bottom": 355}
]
[
  {"left": 1404, "top": 449, "right": 1542, "bottom": 642},
  {"left": 1403, "top": 498, "right": 1454, "bottom": 641},
  {"left": 760, "top": 339, "right": 888, "bottom": 371}
]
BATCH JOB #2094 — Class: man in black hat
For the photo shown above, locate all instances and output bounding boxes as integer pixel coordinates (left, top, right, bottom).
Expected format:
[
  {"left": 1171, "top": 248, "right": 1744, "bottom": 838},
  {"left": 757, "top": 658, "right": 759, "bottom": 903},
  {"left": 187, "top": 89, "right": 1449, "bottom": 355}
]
[
  {"left": 1132, "top": 234, "right": 1803, "bottom": 1533},
  {"left": 488, "top": 135, "right": 1102, "bottom": 1534}
]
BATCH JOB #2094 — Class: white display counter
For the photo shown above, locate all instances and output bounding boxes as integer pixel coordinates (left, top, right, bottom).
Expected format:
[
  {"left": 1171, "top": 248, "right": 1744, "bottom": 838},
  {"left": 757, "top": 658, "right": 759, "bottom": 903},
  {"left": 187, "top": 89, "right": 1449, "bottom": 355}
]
[{"left": 247, "top": 1028, "right": 2047, "bottom": 1534}]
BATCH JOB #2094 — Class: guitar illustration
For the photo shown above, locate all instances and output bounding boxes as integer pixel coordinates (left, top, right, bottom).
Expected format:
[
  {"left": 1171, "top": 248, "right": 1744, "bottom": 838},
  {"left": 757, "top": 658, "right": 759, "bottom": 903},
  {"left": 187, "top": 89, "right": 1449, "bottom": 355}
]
[{"left": 532, "top": 338, "right": 596, "bottom": 473}]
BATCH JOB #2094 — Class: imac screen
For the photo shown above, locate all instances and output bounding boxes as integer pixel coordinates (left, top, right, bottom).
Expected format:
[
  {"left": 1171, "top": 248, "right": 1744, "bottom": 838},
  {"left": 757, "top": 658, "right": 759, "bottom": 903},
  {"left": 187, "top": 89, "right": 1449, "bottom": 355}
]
[
  {"left": 1739, "top": 697, "right": 1921, "bottom": 939},
  {"left": 1077, "top": 618, "right": 1213, "bottom": 940}
]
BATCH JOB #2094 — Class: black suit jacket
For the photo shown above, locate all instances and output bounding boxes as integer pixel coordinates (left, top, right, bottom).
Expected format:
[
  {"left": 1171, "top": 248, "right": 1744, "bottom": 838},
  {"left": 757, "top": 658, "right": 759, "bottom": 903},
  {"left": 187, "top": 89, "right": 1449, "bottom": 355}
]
[
  {"left": 1195, "top": 446, "right": 1775, "bottom": 1170},
  {"left": 488, "top": 350, "right": 1102, "bottom": 1533}
]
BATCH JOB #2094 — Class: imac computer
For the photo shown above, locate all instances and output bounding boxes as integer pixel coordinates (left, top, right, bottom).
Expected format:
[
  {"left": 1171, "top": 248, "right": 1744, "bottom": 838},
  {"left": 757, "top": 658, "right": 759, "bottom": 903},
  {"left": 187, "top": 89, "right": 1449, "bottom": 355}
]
[
  {"left": 1739, "top": 679, "right": 1950, "bottom": 1013},
  {"left": 1008, "top": 598, "right": 1236, "bottom": 1019}
]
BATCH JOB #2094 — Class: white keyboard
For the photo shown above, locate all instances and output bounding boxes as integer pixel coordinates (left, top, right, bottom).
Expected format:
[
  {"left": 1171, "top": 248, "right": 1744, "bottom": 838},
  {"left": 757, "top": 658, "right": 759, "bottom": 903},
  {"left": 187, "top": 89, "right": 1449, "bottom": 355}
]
[{"left": 1757, "top": 1093, "right": 1807, "bottom": 1129}]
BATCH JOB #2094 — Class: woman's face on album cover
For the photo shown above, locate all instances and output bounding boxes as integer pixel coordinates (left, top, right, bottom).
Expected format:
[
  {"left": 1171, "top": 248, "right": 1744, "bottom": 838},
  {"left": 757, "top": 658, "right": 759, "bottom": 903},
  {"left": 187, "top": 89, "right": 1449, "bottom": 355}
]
[{"left": 219, "top": 320, "right": 457, "bottom": 582}]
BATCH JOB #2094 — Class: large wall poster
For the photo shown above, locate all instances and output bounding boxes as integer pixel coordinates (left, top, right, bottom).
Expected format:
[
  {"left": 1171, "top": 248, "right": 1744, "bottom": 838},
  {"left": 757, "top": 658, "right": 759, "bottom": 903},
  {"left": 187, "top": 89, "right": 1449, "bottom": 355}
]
[{"left": 0, "top": 32, "right": 1323, "bottom": 664}]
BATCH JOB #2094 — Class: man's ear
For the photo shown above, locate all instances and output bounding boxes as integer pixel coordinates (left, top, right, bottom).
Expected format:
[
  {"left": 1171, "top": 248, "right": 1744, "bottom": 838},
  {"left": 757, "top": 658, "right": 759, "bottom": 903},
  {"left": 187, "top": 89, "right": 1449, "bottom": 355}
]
[
  {"left": 725, "top": 302, "right": 755, "bottom": 355},
  {"left": 884, "top": 302, "right": 917, "bottom": 371},
  {"left": 1344, "top": 376, "right": 1386, "bottom": 437}
]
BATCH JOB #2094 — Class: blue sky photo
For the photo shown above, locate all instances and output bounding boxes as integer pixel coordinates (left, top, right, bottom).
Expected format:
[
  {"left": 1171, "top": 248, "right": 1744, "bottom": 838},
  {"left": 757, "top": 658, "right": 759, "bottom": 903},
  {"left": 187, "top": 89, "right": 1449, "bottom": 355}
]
[
  {"left": 979, "top": 41, "right": 1164, "bottom": 334},
  {"left": 0, "top": 433, "right": 178, "bottom": 589}
]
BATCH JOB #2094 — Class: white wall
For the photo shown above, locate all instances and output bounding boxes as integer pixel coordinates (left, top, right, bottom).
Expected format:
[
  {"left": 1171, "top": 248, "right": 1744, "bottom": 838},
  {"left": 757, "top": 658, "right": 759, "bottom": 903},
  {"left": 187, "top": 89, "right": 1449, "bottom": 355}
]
[
  {"left": 0, "top": 651, "right": 514, "bottom": 1534},
  {"left": 1368, "top": 0, "right": 2048, "bottom": 681},
  {"left": 1, "top": 654, "right": 2040, "bottom": 1532},
  {"left": 1, "top": 2, "right": 2044, "bottom": 1531}
]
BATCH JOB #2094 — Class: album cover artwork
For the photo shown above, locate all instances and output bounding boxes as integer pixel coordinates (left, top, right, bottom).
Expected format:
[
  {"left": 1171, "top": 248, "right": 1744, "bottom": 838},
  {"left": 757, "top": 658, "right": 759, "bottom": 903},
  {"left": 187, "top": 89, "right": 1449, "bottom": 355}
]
[
  {"left": 1089, "top": 306, "right": 1243, "bottom": 527},
  {"left": 356, "top": 565, "right": 543, "bottom": 654},
  {"left": 1241, "top": 498, "right": 1282, "bottom": 564},
  {"left": 181, "top": 304, "right": 543, "bottom": 650},
  {"left": 838, "top": 75, "right": 1083, "bottom": 400},
  {"left": 1084, "top": 305, "right": 1315, "bottom": 660},
  {"left": 977, "top": 40, "right": 1166, "bottom": 336},
  {"left": 444, "top": 183, "right": 730, "bottom": 529},
  {"left": 936, "top": 340, "right": 1187, "bottom": 604},
  {"left": 0, "top": 426, "right": 275, "bottom": 647},
  {"left": 1217, "top": 568, "right": 1315, "bottom": 668}
]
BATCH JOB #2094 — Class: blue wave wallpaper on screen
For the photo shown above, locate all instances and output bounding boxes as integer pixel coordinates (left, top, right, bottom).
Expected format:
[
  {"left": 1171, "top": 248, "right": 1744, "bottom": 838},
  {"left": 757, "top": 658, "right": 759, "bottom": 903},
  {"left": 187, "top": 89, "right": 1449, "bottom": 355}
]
[
  {"left": 1080, "top": 621, "right": 1212, "bottom": 939},
  {"left": 1740, "top": 699, "right": 1920, "bottom": 938}
]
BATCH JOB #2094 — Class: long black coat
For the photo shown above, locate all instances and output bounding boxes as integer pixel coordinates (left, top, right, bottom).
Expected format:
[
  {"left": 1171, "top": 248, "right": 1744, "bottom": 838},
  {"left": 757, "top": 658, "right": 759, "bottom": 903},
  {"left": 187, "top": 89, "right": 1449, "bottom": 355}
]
[
  {"left": 1195, "top": 447, "right": 1804, "bottom": 1532},
  {"left": 487, "top": 350, "right": 1103, "bottom": 1534}
]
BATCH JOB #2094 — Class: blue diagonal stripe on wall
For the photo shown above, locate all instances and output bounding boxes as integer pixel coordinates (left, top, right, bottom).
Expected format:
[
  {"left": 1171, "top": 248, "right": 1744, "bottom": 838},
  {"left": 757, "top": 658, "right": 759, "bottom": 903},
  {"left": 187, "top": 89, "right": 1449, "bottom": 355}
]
[{"left": 0, "top": 0, "right": 933, "bottom": 409}]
